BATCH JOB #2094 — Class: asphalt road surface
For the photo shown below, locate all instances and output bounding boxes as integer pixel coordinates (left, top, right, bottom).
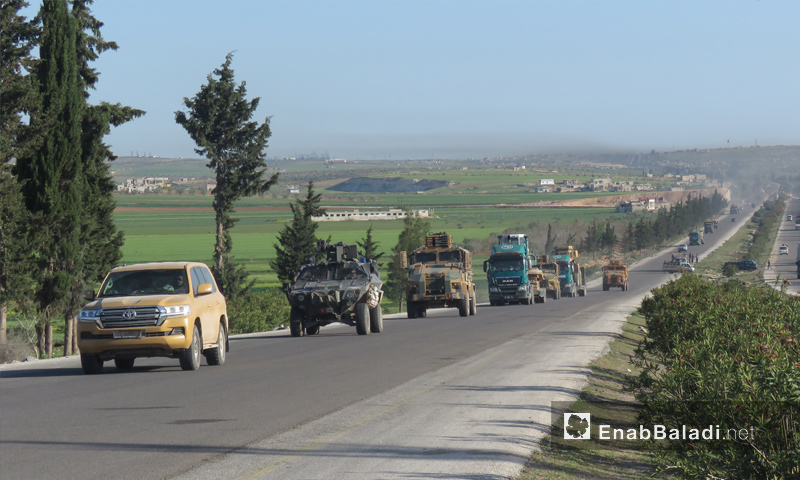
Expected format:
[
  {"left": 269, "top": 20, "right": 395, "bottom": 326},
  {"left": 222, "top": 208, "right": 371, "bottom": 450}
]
[
  {"left": 764, "top": 195, "right": 800, "bottom": 295},
  {"left": 0, "top": 205, "right": 755, "bottom": 480}
]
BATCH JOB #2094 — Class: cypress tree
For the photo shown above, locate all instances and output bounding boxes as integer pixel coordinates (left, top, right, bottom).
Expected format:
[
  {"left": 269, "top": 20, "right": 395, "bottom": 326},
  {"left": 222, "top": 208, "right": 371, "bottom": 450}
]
[
  {"left": 385, "top": 212, "right": 430, "bottom": 311},
  {"left": 1, "top": 0, "right": 40, "bottom": 345},
  {"left": 15, "top": 0, "right": 83, "bottom": 357},
  {"left": 176, "top": 53, "right": 278, "bottom": 298},
  {"left": 357, "top": 225, "right": 384, "bottom": 264}
]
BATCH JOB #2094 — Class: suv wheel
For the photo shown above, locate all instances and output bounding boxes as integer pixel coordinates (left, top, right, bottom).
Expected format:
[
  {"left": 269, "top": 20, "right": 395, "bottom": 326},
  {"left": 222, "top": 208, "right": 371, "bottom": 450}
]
[
  {"left": 369, "top": 304, "right": 383, "bottom": 333},
  {"left": 114, "top": 358, "right": 135, "bottom": 371},
  {"left": 469, "top": 294, "right": 477, "bottom": 315},
  {"left": 355, "top": 303, "right": 370, "bottom": 335},
  {"left": 81, "top": 354, "right": 104, "bottom": 374},
  {"left": 179, "top": 325, "right": 202, "bottom": 371},
  {"left": 205, "top": 323, "right": 227, "bottom": 366}
]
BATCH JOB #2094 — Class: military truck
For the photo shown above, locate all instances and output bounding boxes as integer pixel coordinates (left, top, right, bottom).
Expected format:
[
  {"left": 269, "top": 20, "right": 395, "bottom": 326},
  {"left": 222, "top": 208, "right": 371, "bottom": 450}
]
[
  {"left": 704, "top": 221, "right": 714, "bottom": 234},
  {"left": 286, "top": 241, "right": 384, "bottom": 336},
  {"left": 689, "top": 229, "right": 704, "bottom": 245},
  {"left": 730, "top": 204, "right": 740, "bottom": 214},
  {"left": 402, "top": 233, "right": 476, "bottom": 318},
  {"left": 536, "top": 255, "right": 562, "bottom": 300},
  {"left": 602, "top": 260, "right": 629, "bottom": 291},
  {"left": 484, "top": 233, "right": 544, "bottom": 306},
  {"left": 550, "top": 246, "right": 588, "bottom": 297}
]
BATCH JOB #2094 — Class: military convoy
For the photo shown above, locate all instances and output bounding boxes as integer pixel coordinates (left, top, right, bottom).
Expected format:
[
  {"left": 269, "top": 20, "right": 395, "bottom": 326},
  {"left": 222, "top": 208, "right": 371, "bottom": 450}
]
[
  {"left": 401, "top": 233, "right": 477, "bottom": 318},
  {"left": 536, "top": 255, "right": 562, "bottom": 300},
  {"left": 286, "top": 241, "right": 384, "bottom": 336},
  {"left": 550, "top": 246, "right": 588, "bottom": 297}
]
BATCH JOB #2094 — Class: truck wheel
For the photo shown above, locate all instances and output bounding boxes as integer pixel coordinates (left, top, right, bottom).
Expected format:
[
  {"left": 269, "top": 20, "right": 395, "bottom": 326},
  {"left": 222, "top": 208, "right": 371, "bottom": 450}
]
[
  {"left": 418, "top": 307, "right": 427, "bottom": 318},
  {"left": 369, "top": 304, "right": 383, "bottom": 333},
  {"left": 179, "top": 324, "right": 202, "bottom": 371},
  {"left": 290, "top": 307, "right": 304, "bottom": 337},
  {"left": 355, "top": 302, "right": 370, "bottom": 335},
  {"left": 81, "top": 354, "right": 104, "bottom": 374},
  {"left": 114, "top": 358, "right": 135, "bottom": 371},
  {"left": 458, "top": 297, "right": 469, "bottom": 317},
  {"left": 579, "top": 288, "right": 586, "bottom": 297},
  {"left": 305, "top": 325, "right": 320, "bottom": 335},
  {"left": 469, "top": 294, "right": 477, "bottom": 315},
  {"left": 205, "top": 323, "right": 227, "bottom": 366}
]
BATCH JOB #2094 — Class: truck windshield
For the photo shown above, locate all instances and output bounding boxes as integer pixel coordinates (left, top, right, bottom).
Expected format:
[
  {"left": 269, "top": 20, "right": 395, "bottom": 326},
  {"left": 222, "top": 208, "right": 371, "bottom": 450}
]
[
  {"left": 490, "top": 257, "right": 523, "bottom": 272},
  {"left": 333, "top": 262, "right": 368, "bottom": 280},
  {"left": 438, "top": 251, "right": 463, "bottom": 263},
  {"left": 413, "top": 252, "right": 437, "bottom": 264},
  {"left": 100, "top": 269, "right": 189, "bottom": 297}
]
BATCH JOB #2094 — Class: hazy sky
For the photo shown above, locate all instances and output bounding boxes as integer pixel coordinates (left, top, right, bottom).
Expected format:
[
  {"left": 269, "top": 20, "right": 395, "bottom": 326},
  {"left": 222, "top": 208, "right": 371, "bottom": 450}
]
[{"left": 26, "top": 0, "right": 800, "bottom": 159}]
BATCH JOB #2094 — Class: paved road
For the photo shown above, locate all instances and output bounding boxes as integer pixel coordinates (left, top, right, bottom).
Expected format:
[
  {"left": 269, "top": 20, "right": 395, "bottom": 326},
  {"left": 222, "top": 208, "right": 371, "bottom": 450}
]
[
  {"left": 764, "top": 196, "right": 800, "bottom": 295},
  {"left": 0, "top": 208, "right": 751, "bottom": 480}
]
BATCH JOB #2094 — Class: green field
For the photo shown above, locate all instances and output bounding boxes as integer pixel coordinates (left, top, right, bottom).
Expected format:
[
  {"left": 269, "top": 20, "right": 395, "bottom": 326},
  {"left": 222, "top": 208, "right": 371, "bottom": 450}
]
[{"left": 112, "top": 161, "right": 670, "bottom": 291}]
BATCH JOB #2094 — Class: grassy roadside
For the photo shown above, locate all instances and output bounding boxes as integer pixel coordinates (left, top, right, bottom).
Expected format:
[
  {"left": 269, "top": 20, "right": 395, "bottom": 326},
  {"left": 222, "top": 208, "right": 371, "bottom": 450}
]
[
  {"left": 518, "top": 198, "right": 788, "bottom": 479},
  {"left": 519, "top": 314, "right": 665, "bottom": 480}
]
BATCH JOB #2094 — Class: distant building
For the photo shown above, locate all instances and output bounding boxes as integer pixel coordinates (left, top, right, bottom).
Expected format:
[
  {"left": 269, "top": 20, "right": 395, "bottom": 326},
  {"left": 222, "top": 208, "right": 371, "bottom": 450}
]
[
  {"left": 312, "top": 209, "right": 430, "bottom": 222},
  {"left": 287, "top": 185, "right": 300, "bottom": 195},
  {"left": 539, "top": 178, "right": 555, "bottom": 186}
]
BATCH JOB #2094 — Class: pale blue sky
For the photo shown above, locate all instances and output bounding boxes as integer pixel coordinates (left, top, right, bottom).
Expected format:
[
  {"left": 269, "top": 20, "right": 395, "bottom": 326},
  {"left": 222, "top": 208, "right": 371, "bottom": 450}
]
[{"left": 25, "top": 0, "right": 800, "bottom": 159}]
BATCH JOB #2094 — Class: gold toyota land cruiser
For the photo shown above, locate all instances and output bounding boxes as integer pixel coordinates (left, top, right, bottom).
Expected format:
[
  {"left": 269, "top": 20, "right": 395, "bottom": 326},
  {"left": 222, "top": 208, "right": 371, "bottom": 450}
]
[{"left": 78, "top": 262, "right": 229, "bottom": 374}]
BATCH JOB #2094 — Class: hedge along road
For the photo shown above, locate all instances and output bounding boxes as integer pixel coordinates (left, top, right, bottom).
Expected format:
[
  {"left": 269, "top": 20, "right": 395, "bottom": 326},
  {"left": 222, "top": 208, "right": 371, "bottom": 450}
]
[{"left": 0, "top": 202, "right": 756, "bottom": 480}]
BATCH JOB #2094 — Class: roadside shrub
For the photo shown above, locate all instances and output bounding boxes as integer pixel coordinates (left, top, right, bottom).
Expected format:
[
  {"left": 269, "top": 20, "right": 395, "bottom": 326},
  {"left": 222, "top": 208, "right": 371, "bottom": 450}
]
[
  {"left": 722, "top": 263, "right": 739, "bottom": 277},
  {"left": 227, "top": 287, "right": 291, "bottom": 334},
  {"left": 632, "top": 275, "right": 800, "bottom": 479}
]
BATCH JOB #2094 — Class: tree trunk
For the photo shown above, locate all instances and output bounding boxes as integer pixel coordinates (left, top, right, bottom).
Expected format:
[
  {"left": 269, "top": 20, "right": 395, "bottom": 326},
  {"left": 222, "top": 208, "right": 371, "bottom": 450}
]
[
  {"left": 64, "top": 315, "right": 75, "bottom": 356},
  {"left": 45, "top": 322, "right": 53, "bottom": 358},
  {"left": 72, "top": 316, "right": 80, "bottom": 354},
  {"left": 0, "top": 303, "right": 7, "bottom": 345},
  {"left": 36, "top": 323, "right": 45, "bottom": 358}
]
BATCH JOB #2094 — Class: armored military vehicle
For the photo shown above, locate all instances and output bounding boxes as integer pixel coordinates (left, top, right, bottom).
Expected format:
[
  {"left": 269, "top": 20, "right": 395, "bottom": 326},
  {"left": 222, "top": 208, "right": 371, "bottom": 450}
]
[
  {"left": 602, "top": 260, "right": 629, "bottom": 291},
  {"left": 402, "top": 232, "right": 476, "bottom": 318},
  {"left": 286, "top": 241, "right": 384, "bottom": 336}
]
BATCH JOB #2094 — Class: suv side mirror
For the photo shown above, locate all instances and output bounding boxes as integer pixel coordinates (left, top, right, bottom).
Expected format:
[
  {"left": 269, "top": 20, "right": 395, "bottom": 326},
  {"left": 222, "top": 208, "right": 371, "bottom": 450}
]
[
  {"left": 197, "top": 283, "right": 213, "bottom": 296},
  {"left": 82, "top": 290, "right": 96, "bottom": 301}
]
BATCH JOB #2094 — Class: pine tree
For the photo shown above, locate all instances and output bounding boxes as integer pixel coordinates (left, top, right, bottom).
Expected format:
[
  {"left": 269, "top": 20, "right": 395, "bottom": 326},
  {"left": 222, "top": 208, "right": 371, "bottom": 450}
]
[
  {"left": 14, "top": 0, "right": 83, "bottom": 357},
  {"left": 176, "top": 53, "right": 278, "bottom": 298},
  {"left": 271, "top": 182, "right": 326, "bottom": 284},
  {"left": 356, "top": 225, "right": 384, "bottom": 264}
]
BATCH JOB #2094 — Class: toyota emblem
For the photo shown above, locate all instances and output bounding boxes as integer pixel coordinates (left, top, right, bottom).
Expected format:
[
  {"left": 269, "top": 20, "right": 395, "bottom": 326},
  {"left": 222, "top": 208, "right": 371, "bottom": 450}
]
[{"left": 122, "top": 309, "right": 137, "bottom": 319}]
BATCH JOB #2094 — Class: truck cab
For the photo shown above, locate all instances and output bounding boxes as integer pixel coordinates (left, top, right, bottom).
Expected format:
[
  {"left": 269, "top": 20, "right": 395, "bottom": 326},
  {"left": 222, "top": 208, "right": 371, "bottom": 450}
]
[{"left": 484, "top": 233, "right": 538, "bottom": 306}]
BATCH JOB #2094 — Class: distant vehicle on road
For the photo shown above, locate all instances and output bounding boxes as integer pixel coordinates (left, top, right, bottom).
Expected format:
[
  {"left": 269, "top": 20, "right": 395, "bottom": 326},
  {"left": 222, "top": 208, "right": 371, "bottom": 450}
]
[
  {"left": 779, "top": 244, "right": 789, "bottom": 255},
  {"left": 725, "top": 260, "right": 758, "bottom": 271},
  {"left": 677, "top": 244, "right": 688, "bottom": 253},
  {"left": 731, "top": 217, "right": 737, "bottom": 222},
  {"left": 788, "top": 215, "right": 793, "bottom": 221}
]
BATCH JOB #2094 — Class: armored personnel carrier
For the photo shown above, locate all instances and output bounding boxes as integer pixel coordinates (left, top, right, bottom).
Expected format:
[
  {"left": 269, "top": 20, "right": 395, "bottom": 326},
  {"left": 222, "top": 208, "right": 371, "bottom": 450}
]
[
  {"left": 401, "top": 232, "right": 476, "bottom": 318},
  {"left": 286, "top": 241, "right": 384, "bottom": 336}
]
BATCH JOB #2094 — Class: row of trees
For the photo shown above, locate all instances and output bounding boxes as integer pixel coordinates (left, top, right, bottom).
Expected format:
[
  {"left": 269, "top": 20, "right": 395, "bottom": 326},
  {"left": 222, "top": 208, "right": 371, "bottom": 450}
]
[
  {"left": 2, "top": 1, "right": 279, "bottom": 356},
  {"left": 1, "top": 0, "right": 143, "bottom": 356}
]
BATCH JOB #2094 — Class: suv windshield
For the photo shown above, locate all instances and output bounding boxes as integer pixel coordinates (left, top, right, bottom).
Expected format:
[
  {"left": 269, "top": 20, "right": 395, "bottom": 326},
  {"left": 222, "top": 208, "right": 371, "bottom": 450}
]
[{"left": 99, "top": 269, "right": 189, "bottom": 297}]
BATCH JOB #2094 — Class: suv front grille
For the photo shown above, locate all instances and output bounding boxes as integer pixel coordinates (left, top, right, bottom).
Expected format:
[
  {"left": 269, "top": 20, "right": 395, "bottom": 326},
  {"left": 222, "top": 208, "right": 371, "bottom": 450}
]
[{"left": 99, "top": 307, "right": 162, "bottom": 328}]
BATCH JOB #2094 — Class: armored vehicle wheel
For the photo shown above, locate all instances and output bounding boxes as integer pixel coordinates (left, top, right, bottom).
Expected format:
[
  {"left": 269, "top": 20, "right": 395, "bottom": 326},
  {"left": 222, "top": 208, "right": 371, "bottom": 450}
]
[
  {"left": 579, "top": 288, "right": 586, "bottom": 296},
  {"left": 81, "top": 354, "right": 104, "bottom": 374},
  {"left": 370, "top": 304, "right": 383, "bottom": 333},
  {"left": 623, "top": 282, "right": 628, "bottom": 291},
  {"left": 290, "top": 308, "right": 304, "bottom": 337},
  {"left": 469, "top": 294, "right": 477, "bottom": 315},
  {"left": 205, "top": 323, "right": 227, "bottom": 366},
  {"left": 458, "top": 297, "right": 469, "bottom": 317},
  {"left": 179, "top": 325, "right": 202, "bottom": 371},
  {"left": 407, "top": 300, "right": 418, "bottom": 318},
  {"left": 114, "top": 358, "right": 135, "bottom": 370},
  {"left": 356, "top": 302, "right": 370, "bottom": 335},
  {"left": 305, "top": 325, "right": 320, "bottom": 335}
]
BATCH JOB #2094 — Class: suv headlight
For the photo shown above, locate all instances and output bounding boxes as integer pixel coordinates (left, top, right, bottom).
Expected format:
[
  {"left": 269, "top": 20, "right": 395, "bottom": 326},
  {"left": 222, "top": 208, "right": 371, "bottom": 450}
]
[
  {"left": 79, "top": 309, "right": 101, "bottom": 327},
  {"left": 160, "top": 305, "right": 192, "bottom": 318}
]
